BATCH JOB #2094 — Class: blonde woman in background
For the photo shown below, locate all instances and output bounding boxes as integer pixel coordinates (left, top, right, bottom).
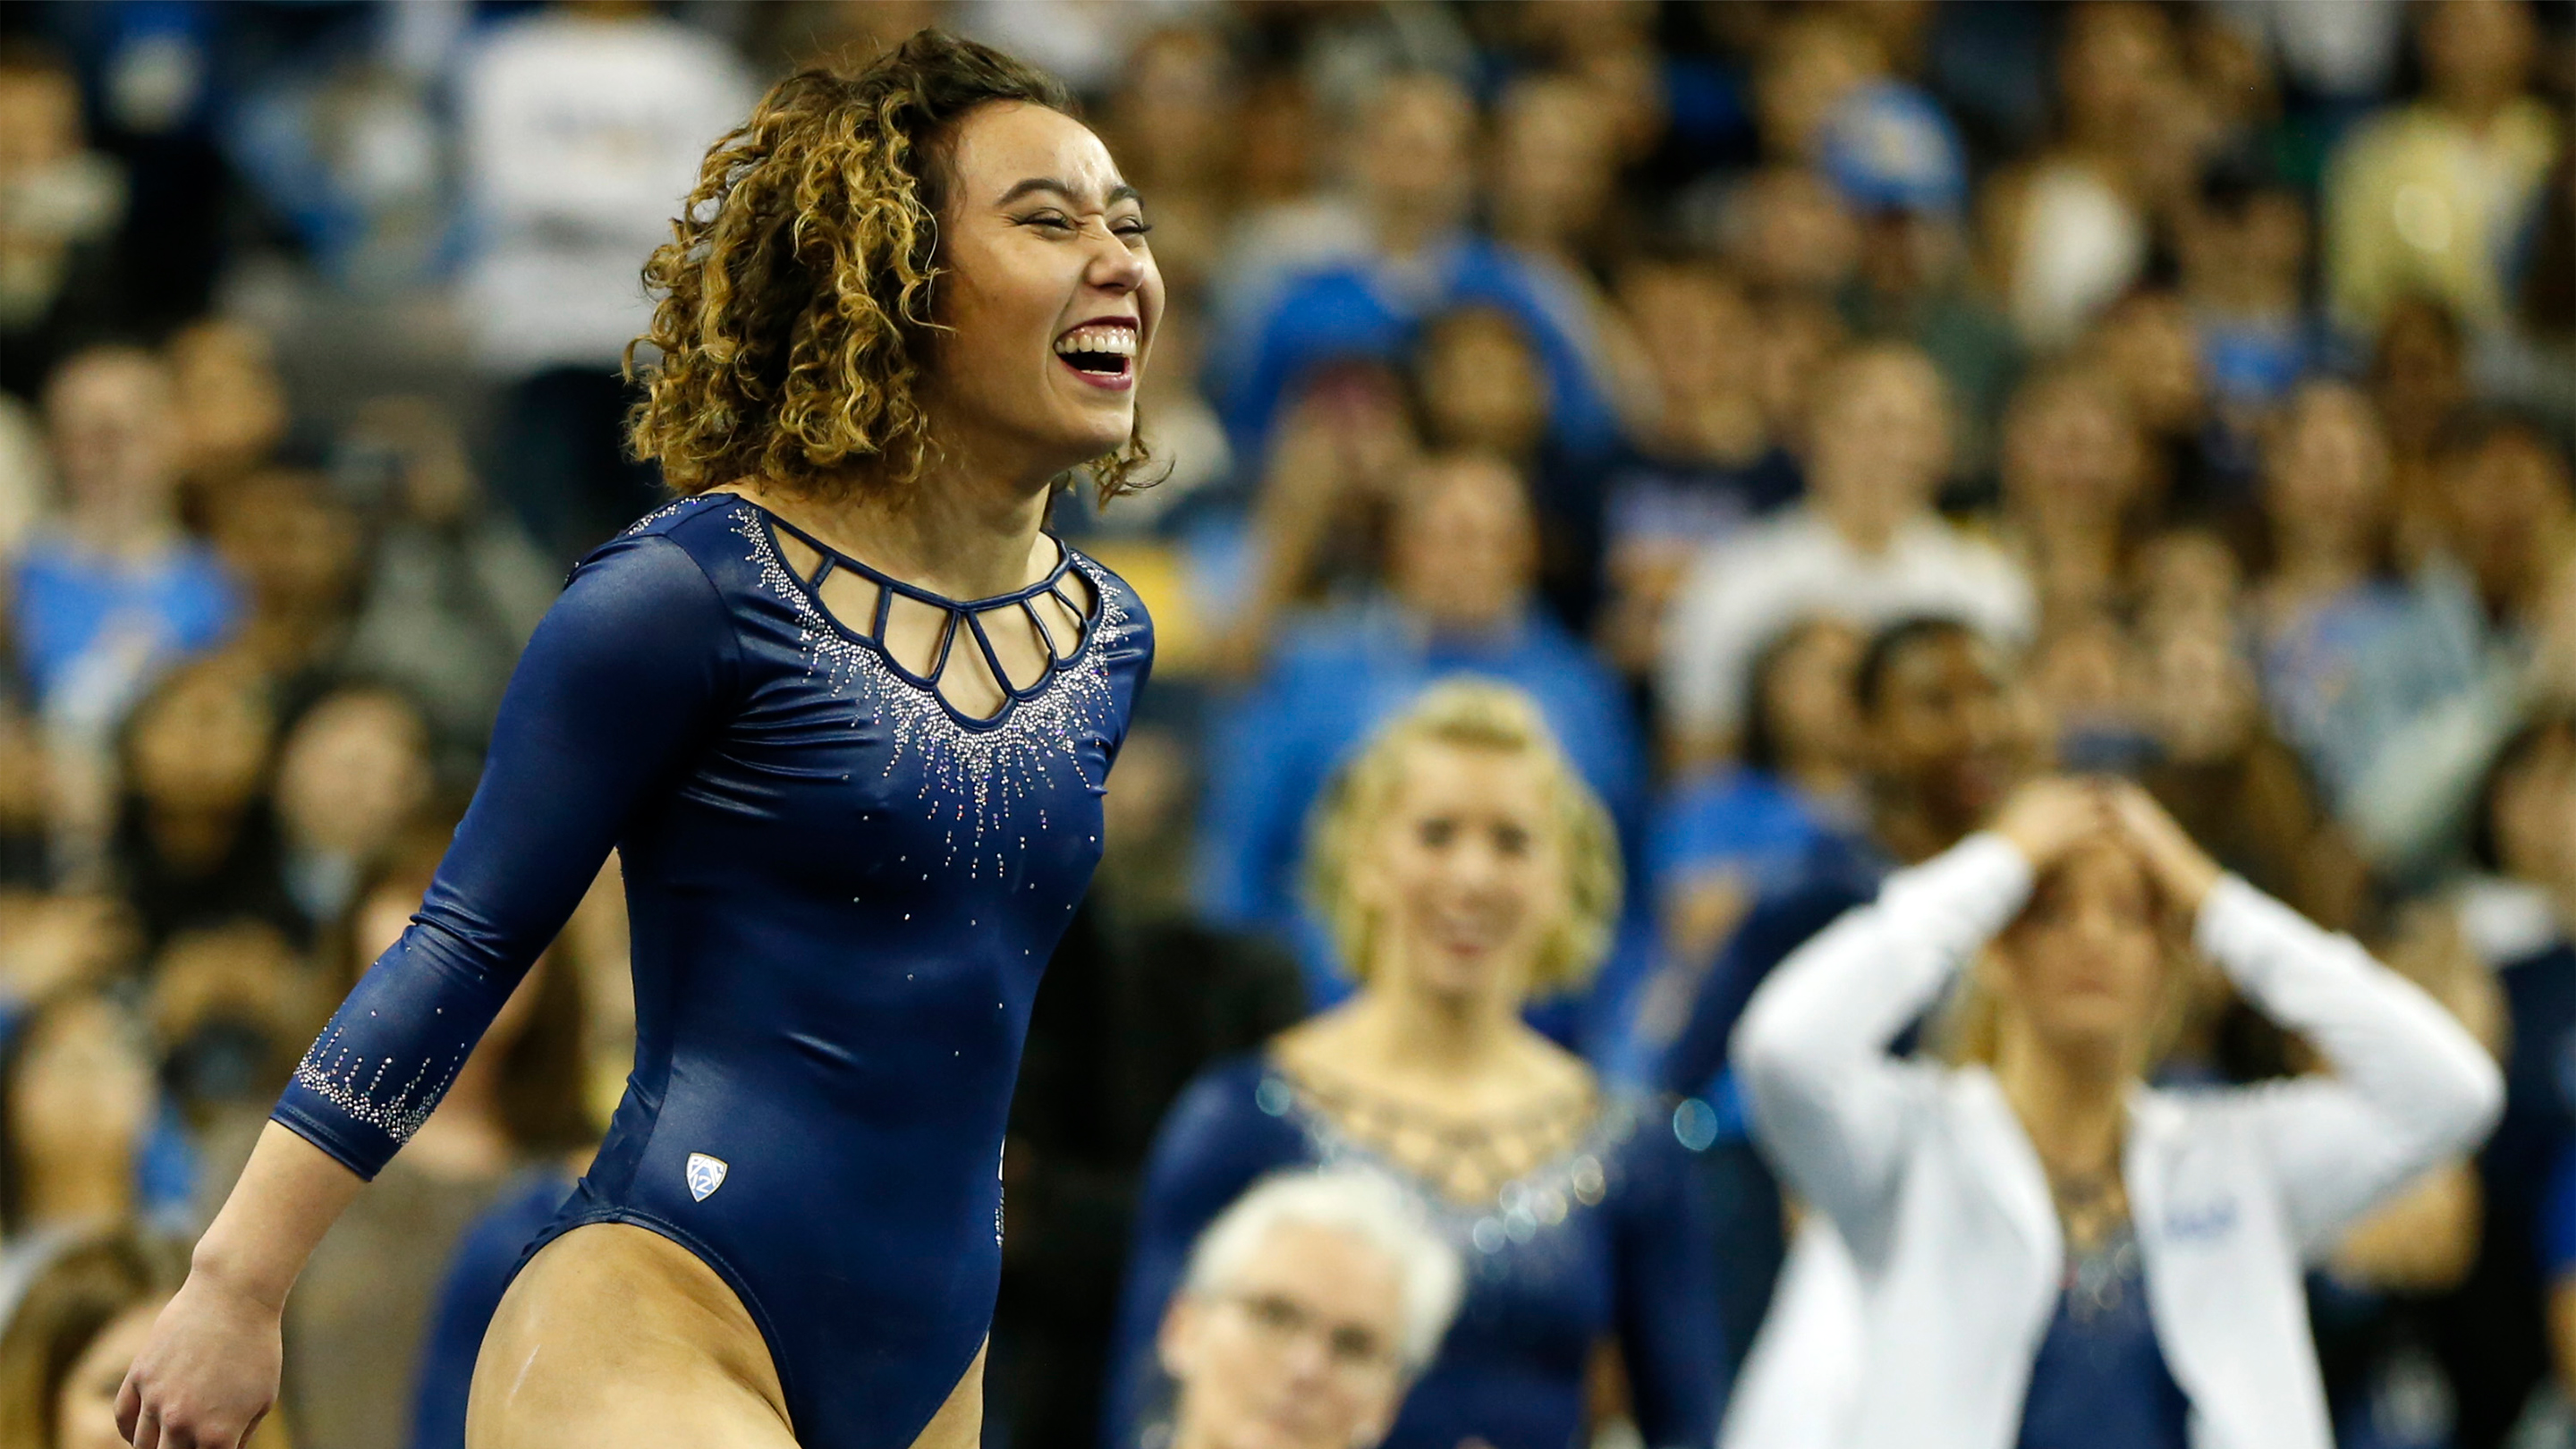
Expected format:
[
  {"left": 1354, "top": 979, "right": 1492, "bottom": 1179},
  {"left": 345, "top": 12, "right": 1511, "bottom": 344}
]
[
  {"left": 1110, "top": 681, "right": 1723, "bottom": 1449},
  {"left": 1732, "top": 777, "right": 2501, "bottom": 1449}
]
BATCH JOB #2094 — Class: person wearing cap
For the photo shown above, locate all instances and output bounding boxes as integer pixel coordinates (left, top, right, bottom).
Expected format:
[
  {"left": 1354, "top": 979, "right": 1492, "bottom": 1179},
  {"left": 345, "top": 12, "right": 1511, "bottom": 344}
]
[{"left": 1821, "top": 80, "right": 2021, "bottom": 486}]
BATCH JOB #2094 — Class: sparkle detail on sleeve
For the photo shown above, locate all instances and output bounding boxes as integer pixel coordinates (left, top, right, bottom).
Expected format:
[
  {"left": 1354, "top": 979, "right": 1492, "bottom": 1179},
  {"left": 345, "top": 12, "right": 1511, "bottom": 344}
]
[{"left": 290, "top": 1024, "right": 470, "bottom": 1144}]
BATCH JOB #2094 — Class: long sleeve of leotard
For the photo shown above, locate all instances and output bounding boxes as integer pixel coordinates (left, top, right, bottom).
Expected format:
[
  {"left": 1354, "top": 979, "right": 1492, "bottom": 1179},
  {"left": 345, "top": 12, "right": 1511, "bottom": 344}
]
[
  {"left": 1612, "top": 1116, "right": 1728, "bottom": 1447},
  {"left": 272, "top": 533, "right": 741, "bottom": 1178}
]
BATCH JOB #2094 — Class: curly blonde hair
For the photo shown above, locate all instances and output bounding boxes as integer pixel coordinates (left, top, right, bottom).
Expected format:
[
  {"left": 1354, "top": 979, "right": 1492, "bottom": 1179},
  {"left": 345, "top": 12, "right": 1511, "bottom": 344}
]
[
  {"left": 1304, "top": 681, "right": 1623, "bottom": 995},
  {"left": 626, "top": 30, "right": 1154, "bottom": 502}
]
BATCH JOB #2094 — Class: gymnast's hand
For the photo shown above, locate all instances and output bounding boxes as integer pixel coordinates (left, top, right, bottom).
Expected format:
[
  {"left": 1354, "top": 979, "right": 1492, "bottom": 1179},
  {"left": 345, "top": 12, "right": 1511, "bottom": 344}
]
[
  {"left": 114, "top": 1266, "right": 279, "bottom": 1449},
  {"left": 120, "top": 1123, "right": 369, "bottom": 1448}
]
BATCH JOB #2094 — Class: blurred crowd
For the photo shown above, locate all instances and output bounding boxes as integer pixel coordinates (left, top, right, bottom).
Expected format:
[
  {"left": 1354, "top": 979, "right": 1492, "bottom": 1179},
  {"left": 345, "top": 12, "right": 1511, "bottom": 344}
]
[{"left": 0, "top": 2, "right": 2572, "bottom": 1448}]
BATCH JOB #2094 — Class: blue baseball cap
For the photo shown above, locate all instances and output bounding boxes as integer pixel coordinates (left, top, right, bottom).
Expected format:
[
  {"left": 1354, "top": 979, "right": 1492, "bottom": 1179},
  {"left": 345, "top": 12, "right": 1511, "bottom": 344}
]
[{"left": 1819, "top": 81, "right": 1967, "bottom": 216}]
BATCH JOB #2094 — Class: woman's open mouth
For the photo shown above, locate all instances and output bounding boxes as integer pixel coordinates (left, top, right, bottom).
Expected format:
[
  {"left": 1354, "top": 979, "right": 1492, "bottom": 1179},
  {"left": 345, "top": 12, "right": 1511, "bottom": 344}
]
[{"left": 1054, "top": 321, "right": 1137, "bottom": 390}]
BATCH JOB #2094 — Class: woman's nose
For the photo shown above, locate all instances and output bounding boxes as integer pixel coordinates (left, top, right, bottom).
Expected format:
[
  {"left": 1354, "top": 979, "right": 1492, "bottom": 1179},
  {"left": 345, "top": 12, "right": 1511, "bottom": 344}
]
[{"left": 1083, "top": 228, "right": 1148, "bottom": 293}]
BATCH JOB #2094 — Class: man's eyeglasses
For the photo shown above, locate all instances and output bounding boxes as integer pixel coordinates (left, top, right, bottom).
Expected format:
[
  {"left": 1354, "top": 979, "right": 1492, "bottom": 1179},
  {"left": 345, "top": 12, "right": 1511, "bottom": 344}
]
[{"left": 1220, "top": 1291, "right": 1402, "bottom": 1377}]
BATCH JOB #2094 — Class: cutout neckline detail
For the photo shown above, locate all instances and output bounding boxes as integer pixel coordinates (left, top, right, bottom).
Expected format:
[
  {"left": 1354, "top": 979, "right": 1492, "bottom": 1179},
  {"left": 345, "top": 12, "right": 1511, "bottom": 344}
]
[
  {"left": 1261, "top": 1056, "right": 1613, "bottom": 1212},
  {"left": 739, "top": 498, "right": 1105, "bottom": 727}
]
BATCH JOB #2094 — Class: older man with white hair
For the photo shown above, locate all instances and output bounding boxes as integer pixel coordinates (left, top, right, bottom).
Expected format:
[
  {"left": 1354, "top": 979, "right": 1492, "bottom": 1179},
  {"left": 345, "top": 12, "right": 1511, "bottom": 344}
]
[{"left": 1156, "top": 1169, "right": 1465, "bottom": 1449}]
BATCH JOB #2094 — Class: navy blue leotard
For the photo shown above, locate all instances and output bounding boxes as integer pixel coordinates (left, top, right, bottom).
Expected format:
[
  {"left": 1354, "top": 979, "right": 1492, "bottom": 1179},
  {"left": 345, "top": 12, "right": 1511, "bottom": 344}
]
[{"left": 271, "top": 492, "right": 1152, "bottom": 1448}]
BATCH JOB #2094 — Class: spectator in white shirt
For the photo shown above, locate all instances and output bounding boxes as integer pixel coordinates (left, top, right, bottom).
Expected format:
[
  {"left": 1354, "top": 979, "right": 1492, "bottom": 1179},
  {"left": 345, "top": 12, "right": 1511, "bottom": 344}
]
[
  {"left": 1731, "top": 780, "right": 2501, "bottom": 1449},
  {"left": 456, "top": 1, "right": 758, "bottom": 560},
  {"left": 1657, "top": 342, "right": 2035, "bottom": 768}
]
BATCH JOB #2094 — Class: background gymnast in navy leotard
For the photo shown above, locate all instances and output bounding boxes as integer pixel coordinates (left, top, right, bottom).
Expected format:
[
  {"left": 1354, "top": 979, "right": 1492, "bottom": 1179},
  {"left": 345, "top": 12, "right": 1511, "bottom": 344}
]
[
  {"left": 118, "top": 32, "right": 1165, "bottom": 1449},
  {"left": 1109, "top": 682, "right": 1725, "bottom": 1449}
]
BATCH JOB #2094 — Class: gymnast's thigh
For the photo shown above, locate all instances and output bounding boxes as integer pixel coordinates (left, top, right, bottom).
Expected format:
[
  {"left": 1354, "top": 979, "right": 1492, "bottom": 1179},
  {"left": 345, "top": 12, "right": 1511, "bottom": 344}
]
[{"left": 465, "top": 1222, "right": 796, "bottom": 1449}]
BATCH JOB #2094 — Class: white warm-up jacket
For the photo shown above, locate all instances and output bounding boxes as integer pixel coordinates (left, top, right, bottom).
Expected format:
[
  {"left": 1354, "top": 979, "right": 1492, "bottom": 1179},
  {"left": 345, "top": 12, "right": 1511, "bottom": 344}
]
[{"left": 1729, "top": 834, "right": 2504, "bottom": 1449}]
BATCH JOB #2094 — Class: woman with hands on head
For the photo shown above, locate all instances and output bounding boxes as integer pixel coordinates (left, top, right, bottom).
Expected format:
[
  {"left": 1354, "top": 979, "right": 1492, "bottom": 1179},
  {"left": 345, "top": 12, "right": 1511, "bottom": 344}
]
[{"left": 1731, "top": 776, "right": 2502, "bottom": 1449}]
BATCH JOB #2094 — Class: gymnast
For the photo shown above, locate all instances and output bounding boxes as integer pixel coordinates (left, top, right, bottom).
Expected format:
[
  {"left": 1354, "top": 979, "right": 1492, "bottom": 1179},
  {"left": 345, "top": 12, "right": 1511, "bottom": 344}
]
[{"left": 115, "top": 31, "right": 1158, "bottom": 1449}]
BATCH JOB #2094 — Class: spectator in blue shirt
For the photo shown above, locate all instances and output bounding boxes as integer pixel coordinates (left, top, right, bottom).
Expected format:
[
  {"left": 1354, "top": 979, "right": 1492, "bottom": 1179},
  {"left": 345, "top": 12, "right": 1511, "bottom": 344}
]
[
  {"left": 1197, "top": 450, "right": 1643, "bottom": 1007},
  {"left": 1215, "top": 72, "right": 1623, "bottom": 474},
  {"left": 2177, "top": 149, "right": 2337, "bottom": 487},
  {"left": 1632, "top": 616, "right": 1865, "bottom": 1058},
  {"left": 11, "top": 344, "right": 236, "bottom": 737}
]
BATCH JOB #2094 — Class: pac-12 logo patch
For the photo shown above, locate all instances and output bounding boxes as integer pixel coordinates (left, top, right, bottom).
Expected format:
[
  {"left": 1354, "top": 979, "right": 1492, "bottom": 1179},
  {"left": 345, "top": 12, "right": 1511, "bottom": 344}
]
[{"left": 686, "top": 1152, "right": 729, "bottom": 1202}]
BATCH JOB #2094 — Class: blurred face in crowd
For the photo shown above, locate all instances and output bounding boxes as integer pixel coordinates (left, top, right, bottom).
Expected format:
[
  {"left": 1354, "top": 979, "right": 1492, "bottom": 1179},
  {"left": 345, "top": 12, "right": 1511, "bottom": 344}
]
[
  {"left": 1867, "top": 629, "right": 2031, "bottom": 835},
  {"left": 1757, "top": 619, "right": 1865, "bottom": 778},
  {"left": 1237, "top": 74, "right": 1318, "bottom": 204},
  {"left": 345, "top": 394, "right": 482, "bottom": 524},
  {"left": 1991, "top": 838, "right": 2170, "bottom": 1067},
  {"left": 274, "top": 691, "right": 433, "bottom": 859},
  {"left": 1733, "top": 167, "right": 1860, "bottom": 294},
  {"left": 2003, "top": 371, "right": 2148, "bottom": 537},
  {"left": 1625, "top": 264, "right": 1760, "bottom": 428},
  {"left": 2447, "top": 428, "right": 2575, "bottom": 607},
  {"left": 1160, "top": 1219, "right": 1411, "bottom": 1449},
  {"left": 2091, "top": 292, "right": 2204, "bottom": 437},
  {"left": 0, "top": 894, "right": 140, "bottom": 1010},
  {"left": 1416, "top": 310, "right": 1546, "bottom": 460},
  {"left": 2488, "top": 719, "right": 2576, "bottom": 887},
  {"left": 2137, "top": 529, "right": 2241, "bottom": 632},
  {"left": 2372, "top": 298, "right": 2467, "bottom": 451},
  {"left": 1355, "top": 74, "right": 1476, "bottom": 244},
  {"left": 2264, "top": 384, "right": 2391, "bottom": 568},
  {"left": 1106, "top": 28, "right": 1233, "bottom": 292},
  {"left": 1355, "top": 739, "right": 1565, "bottom": 1010},
  {"left": 148, "top": 921, "right": 307, "bottom": 1106},
  {"left": 167, "top": 318, "right": 290, "bottom": 485},
  {"left": 1753, "top": 291, "right": 1848, "bottom": 443},
  {"left": 55, "top": 1299, "right": 167, "bottom": 1449},
  {"left": 6, "top": 996, "right": 155, "bottom": 1217},
  {"left": 1756, "top": 13, "right": 1882, "bottom": 161},
  {"left": 1807, "top": 348, "right": 1951, "bottom": 543},
  {"left": 1113, "top": 26, "right": 1235, "bottom": 191},
  {"left": 127, "top": 664, "right": 276, "bottom": 819},
  {"left": 213, "top": 470, "right": 363, "bottom": 616},
  {"left": 2141, "top": 618, "right": 2260, "bottom": 765},
  {"left": 1490, "top": 74, "right": 1615, "bottom": 255},
  {"left": 2177, "top": 189, "right": 2309, "bottom": 313},
  {"left": 43, "top": 348, "right": 181, "bottom": 531},
  {"left": 2422, "top": 0, "right": 2538, "bottom": 115},
  {"left": 920, "top": 100, "right": 1164, "bottom": 479},
  {"left": 1388, "top": 454, "right": 1537, "bottom": 636},
  {"left": 2058, "top": 3, "right": 2180, "bottom": 145},
  {"left": 0, "top": 57, "right": 79, "bottom": 178}
]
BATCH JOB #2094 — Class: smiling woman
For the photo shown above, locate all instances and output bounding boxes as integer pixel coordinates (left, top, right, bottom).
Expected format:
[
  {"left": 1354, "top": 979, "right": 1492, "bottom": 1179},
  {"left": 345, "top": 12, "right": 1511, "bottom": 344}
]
[
  {"left": 628, "top": 40, "right": 1157, "bottom": 504},
  {"left": 1111, "top": 682, "right": 1725, "bottom": 1449},
  {"left": 115, "top": 30, "right": 1159, "bottom": 1449}
]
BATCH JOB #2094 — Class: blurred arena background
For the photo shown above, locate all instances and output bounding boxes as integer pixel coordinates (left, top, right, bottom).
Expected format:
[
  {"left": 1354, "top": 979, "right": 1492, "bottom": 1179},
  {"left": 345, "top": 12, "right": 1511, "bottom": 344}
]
[{"left": 0, "top": 2, "right": 2572, "bottom": 1448}]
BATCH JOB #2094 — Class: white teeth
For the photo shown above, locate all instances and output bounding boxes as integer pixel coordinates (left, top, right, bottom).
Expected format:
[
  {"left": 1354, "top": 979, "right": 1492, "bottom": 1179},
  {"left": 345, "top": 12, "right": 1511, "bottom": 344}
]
[{"left": 1053, "top": 326, "right": 1137, "bottom": 358}]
